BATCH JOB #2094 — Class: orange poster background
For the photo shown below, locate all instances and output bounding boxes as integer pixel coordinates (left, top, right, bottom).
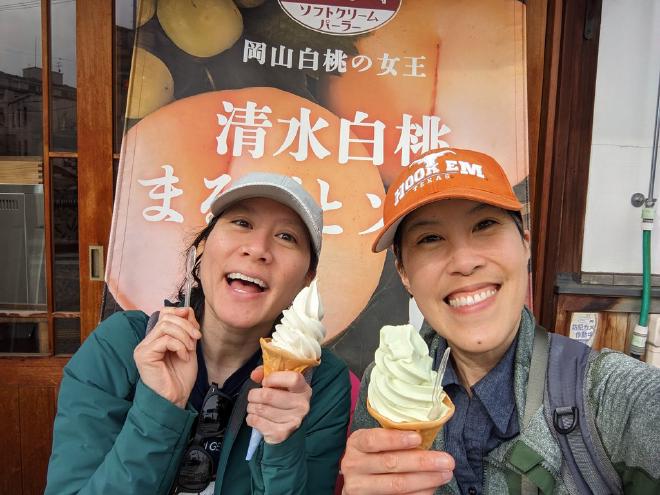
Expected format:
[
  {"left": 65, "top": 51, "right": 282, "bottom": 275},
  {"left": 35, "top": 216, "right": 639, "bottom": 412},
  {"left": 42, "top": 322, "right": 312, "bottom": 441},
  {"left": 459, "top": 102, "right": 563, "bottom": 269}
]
[{"left": 105, "top": 0, "right": 528, "bottom": 375}]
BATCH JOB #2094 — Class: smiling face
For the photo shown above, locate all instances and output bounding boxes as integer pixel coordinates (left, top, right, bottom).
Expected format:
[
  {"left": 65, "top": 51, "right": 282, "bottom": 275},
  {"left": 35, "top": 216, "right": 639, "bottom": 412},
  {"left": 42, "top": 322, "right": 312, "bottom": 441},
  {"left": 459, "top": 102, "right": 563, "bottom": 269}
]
[
  {"left": 198, "top": 197, "right": 314, "bottom": 337},
  {"left": 396, "top": 199, "right": 530, "bottom": 360}
]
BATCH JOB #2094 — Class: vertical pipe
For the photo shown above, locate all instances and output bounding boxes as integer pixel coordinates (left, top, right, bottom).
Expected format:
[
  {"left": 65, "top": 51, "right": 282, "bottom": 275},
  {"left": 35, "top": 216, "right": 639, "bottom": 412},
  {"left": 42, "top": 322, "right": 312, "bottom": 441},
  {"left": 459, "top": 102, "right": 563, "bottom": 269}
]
[{"left": 648, "top": 68, "right": 660, "bottom": 205}]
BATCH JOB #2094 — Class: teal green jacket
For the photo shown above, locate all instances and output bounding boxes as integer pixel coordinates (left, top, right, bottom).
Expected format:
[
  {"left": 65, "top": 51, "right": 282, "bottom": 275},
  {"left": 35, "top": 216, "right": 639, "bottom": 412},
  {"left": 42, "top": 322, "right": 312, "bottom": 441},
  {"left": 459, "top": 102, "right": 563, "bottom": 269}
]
[
  {"left": 351, "top": 308, "right": 660, "bottom": 494},
  {"left": 45, "top": 310, "right": 350, "bottom": 495}
]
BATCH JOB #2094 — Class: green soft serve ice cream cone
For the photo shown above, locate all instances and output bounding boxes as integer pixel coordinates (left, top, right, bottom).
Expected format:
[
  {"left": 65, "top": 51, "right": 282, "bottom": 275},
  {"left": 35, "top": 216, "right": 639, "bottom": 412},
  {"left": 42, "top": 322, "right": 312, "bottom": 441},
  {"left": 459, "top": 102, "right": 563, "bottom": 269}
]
[{"left": 367, "top": 325, "right": 455, "bottom": 450}]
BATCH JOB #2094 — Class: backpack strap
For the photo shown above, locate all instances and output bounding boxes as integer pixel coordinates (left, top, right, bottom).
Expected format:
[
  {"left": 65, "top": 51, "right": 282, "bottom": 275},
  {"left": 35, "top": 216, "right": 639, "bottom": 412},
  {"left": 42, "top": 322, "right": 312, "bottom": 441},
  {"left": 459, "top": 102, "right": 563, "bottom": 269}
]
[
  {"left": 523, "top": 325, "right": 550, "bottom": 428},
  {"left": 519, "top": 325, "right": 550, "bottom": 495},
  {"left": 545, "top": 333, "right": 622, "bottom": 494}
]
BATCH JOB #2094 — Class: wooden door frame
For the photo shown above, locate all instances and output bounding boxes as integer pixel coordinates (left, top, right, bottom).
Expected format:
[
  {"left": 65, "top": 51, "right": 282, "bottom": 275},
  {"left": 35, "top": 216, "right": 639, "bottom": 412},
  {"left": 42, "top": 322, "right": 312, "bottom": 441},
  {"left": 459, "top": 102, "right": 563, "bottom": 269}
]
[
  {"left": 0, "top": 4, "right": 114, "bottom": 493},
  {"left": 530, "top": 0, "right": 603, "bottom": 329},
  {"left": 527, "top": 0, "right": 549, "bottom": 204},
  {"left": 77, "top": 0, "right": 115, "bottom": 339}
]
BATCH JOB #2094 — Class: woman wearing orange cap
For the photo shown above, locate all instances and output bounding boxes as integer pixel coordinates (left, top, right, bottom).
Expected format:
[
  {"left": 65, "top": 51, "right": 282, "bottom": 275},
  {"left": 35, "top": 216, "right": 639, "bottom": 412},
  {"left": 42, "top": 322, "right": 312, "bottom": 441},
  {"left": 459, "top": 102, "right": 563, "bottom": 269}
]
[{"left": 341, "top": 149, "right": 660, "bottom": 495}]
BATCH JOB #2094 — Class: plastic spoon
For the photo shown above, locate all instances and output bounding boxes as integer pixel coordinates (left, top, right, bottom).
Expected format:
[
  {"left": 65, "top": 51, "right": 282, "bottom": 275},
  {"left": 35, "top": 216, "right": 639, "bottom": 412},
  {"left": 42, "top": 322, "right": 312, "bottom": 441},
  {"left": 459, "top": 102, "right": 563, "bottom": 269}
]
[
  {"left": 429, "top": 347, "right": 451, "bottom": 418},
  {"left": 183, "top": 246, "right": 196, "bottom": 307}
]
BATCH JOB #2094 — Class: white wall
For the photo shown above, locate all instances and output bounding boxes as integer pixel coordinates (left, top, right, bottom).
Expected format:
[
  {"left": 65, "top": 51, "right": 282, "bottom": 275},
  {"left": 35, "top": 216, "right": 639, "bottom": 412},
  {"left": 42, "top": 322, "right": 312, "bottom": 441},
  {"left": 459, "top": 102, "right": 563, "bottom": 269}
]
[{"left": 582, "top": 0, "right": 660, "bottom": 274}]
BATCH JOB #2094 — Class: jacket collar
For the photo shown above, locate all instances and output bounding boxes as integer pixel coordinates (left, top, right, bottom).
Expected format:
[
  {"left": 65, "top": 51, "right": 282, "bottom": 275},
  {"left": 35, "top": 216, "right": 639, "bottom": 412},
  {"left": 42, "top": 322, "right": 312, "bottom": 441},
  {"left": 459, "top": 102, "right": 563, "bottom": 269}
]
[{"left": 420, "top": 308, "right": 563, "bottom": 481}]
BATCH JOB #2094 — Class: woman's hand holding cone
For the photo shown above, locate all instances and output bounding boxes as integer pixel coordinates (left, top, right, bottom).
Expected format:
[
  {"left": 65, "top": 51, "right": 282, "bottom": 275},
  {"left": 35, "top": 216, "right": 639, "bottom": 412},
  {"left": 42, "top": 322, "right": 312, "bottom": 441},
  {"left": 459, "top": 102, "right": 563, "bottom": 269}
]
[
  {"left": 246, "top": 366, "right": 312, "bottom": 444},
  {"left": 341, "top": 428, "right": 455, "bottom": 495}
]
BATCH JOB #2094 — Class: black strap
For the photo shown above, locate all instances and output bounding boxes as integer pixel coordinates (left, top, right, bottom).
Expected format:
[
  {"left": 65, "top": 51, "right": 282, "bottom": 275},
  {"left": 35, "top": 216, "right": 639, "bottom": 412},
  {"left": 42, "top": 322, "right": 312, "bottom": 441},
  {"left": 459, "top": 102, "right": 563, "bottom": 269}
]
[
  {"left": 145, "top": 310, "right": 160, "bottom": 335},
  {"left": 546, "top": 333, "right": 621, "bottom": 494}
]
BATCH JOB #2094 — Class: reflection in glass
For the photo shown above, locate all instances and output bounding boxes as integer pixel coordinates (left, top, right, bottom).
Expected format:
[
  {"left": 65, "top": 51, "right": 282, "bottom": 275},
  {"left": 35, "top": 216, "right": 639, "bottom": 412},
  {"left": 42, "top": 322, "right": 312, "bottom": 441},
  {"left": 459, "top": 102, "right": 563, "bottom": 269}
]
[
  {"left": 114, "top": 0, "right": 137, "bottom": 153},
  {"left": 54, "top": 317, "right": 80, "bottom": 354},
  {"left": 52, "top": 158, "right": 79, "bottom": 311},
  {"left": 0, "top": 317, "right": 48, "bottom": 354},
  {"left": 0, "top": 183, "right": 46, "bottom": 311},
  {"left": 50, "top": 0, "right": 77, "bottom": 151},
  {"left": 0, "top": 0, "right": 44, "bottom": 157}
]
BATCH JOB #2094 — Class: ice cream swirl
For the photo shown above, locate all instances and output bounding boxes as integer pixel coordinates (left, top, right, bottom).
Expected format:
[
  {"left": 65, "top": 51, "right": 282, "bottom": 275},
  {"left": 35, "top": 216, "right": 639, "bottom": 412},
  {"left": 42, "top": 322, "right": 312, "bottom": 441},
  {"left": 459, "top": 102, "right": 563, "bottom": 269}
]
[
  {"left": 270, "top": 279, "right": 325, "bottom": 360},
  {"left": 368, "top": 324, "right": 447, "bottom": 422}
]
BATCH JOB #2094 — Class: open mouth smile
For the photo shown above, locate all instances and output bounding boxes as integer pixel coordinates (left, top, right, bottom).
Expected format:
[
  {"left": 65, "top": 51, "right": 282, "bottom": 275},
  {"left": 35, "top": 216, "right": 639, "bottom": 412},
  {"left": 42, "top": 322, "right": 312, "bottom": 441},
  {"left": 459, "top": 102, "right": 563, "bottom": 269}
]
[
  {"left": 226, "top": 272, "right": 268, "bottom": 293},
  {"left": 445, "top": 285, "right": 499, "bottom": 308}
]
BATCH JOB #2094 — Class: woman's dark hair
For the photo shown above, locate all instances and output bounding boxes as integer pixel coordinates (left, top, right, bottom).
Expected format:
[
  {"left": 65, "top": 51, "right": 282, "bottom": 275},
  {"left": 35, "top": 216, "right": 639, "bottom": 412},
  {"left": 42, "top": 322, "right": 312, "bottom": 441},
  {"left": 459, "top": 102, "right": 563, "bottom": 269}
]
[
  {"left": 173, "top": 213, "right": 318, "bottom": 324},
  {"left": 392, "top": 208, "right": 525, "bottom": 267},
  {"left": 173, "top": 216, "right": 220, "bottom": 324}
]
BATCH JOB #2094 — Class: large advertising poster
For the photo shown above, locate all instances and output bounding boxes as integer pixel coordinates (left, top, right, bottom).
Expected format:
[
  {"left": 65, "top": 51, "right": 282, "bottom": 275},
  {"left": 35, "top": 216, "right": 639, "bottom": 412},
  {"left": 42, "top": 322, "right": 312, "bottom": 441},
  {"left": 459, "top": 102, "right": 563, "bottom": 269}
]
[{"left": 105, "top": 0, "right": 528, "bottom": 376}]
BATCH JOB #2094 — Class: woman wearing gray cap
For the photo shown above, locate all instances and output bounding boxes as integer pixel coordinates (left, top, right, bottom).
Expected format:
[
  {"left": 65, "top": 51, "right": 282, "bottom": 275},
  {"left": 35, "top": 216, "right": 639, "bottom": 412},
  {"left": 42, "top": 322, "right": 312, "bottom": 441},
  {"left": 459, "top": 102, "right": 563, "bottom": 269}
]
[{"left": 45, "top": 173, "right": 350, "bottom": 495}]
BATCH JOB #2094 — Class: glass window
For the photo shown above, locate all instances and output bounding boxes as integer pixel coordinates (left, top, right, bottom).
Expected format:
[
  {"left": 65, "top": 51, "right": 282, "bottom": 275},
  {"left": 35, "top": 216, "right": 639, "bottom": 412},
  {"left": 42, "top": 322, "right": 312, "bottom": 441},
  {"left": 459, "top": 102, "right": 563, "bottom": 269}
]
[
  {"left": 0, "top": 317, "right": 48, "bottom": 354},
  {"left": 50, "top": 0, "right": 77, "bottom": 151},
  {"left": 54, "top": 317, "right": 80, "bottom": 355},
  {"left": 52, "top": 157, "right": 79, "bottom": 312},
  {"left": 0, "top": 0, "right": 43, "bottom": 158},
  {"left": 0, "top": 1, "right": 46, "bottom": 319},
  {"left": 0, "top": 182, "right": 46, "bottom": 311}
]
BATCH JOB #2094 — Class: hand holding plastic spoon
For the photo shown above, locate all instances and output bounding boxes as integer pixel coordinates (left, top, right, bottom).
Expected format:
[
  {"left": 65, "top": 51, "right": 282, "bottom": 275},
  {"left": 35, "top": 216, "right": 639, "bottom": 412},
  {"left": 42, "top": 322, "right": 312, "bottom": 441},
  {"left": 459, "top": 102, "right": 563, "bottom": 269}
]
[{"left": 134, "top": 246, "right": 200, "bottom": 407}]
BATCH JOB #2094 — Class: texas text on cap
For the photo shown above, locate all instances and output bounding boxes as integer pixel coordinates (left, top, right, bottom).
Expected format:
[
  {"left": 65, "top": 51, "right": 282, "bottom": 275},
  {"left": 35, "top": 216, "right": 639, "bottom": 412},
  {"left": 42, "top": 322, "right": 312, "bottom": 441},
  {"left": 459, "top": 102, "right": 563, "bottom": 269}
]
[
  {"left": 210, "top": 172, "right": 323, "bottom": 259},
  {"left": 372, "top": 148, "right": 523, "bottom": 253}
]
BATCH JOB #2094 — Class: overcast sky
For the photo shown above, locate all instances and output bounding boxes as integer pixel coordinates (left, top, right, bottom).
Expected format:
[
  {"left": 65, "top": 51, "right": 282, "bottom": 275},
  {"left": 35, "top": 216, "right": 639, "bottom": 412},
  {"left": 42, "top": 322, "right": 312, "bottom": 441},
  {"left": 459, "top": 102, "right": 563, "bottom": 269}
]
[{"left": 0, "top": 0, "right": 136, "bottom": 87}]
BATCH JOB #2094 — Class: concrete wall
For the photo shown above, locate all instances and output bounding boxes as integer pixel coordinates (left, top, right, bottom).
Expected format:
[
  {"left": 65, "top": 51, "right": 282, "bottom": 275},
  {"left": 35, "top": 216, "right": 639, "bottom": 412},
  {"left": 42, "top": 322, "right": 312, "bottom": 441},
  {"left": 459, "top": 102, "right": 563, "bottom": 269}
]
[{"left": 582, "top": 0, "right": 660, "bottom": 274}]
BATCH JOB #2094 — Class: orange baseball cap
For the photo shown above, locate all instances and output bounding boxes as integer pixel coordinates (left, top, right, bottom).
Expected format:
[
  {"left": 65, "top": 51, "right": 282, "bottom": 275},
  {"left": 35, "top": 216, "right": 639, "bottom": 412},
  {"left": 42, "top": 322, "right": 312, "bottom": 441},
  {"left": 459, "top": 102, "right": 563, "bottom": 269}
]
[{"left": 372, "top": 148, "right": 523, "bottom": 252}]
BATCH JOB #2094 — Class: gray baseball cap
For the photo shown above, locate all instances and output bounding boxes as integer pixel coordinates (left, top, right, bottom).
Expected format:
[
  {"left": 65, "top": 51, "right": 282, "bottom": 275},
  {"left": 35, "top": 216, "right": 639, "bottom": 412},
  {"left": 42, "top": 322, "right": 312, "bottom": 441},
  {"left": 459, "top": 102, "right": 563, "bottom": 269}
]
[{"left": 210, "top": 172, "right": 323, "bottom": 260}]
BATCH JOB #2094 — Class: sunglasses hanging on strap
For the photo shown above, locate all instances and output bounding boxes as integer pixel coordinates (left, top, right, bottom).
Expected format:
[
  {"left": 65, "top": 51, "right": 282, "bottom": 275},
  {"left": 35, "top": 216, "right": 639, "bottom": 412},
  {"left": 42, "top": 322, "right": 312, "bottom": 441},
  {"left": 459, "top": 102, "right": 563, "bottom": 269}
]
[{"left": 173, "top": 383, "right": 235, "bottom": 494}]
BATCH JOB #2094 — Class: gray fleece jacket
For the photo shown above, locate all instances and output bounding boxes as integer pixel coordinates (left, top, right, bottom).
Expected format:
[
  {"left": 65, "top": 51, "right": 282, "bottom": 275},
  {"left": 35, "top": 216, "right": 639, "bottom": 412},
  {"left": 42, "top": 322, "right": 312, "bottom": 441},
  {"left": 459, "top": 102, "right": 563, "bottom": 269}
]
[{"left": 351, "top": 308, "right": 660, "bottom": 494}]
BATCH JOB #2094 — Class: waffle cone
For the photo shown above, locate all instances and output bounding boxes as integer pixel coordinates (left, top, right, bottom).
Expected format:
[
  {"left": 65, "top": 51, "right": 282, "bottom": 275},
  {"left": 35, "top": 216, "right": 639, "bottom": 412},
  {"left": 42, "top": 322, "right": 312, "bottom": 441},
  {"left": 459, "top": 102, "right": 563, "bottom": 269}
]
[
  {"left": 260, "top": 338, "right": 320, "bottom": 376},
  {"left": 366, "top": 394, "right": 455, "bottom": 450}
]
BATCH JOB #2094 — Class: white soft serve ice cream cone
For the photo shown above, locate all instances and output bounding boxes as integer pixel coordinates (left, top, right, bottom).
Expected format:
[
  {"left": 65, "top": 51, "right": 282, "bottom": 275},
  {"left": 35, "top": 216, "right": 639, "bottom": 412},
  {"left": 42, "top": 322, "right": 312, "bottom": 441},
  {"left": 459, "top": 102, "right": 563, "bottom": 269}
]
[{"left": 260, "top": 278, "right": 325, "bottom": 376}]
